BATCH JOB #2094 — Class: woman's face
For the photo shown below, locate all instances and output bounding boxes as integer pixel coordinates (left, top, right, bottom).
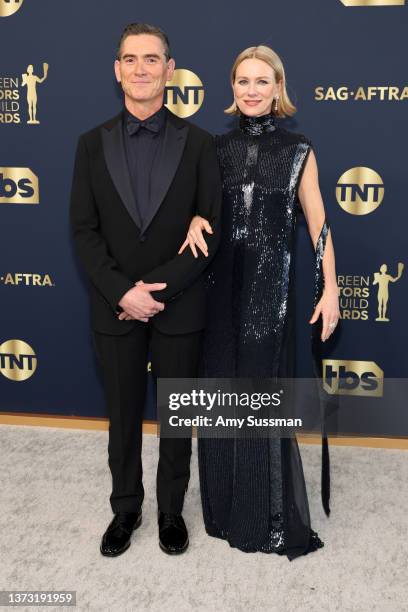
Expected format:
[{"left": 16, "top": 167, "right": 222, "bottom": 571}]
[{"left": 233, "top": 58, "right": 281, "bottom": 117}]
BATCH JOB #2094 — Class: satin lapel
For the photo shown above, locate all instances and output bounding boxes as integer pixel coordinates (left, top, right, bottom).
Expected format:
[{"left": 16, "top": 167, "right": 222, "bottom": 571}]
[
  {"left": 101, "top": 115, "right": 142, "bottom": 228},
  {"left": 141, "top": 111, "right": 189, "bottom": 235}
]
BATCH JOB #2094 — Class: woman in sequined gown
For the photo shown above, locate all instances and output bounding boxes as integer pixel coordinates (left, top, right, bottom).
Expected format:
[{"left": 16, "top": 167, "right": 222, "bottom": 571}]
[{"left": 179, "top": 45, "right": 340, "bottom": 560}]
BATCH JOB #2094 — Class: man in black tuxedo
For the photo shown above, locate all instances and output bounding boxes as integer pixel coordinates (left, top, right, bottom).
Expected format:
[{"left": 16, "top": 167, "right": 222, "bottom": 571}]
[{"left": 70, "top": 23, "right": 221, "bottom": 557}]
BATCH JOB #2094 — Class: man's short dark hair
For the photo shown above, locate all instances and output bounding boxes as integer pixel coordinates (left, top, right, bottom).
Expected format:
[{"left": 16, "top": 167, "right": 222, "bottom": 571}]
[{"left": 116, "top": 23, "right": 171, "bottom": 61}]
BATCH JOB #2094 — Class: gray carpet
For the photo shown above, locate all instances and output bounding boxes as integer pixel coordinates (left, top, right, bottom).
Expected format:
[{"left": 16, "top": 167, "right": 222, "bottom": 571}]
[{"left": 0, "top": 424, "right": 407, "bottom": 612}]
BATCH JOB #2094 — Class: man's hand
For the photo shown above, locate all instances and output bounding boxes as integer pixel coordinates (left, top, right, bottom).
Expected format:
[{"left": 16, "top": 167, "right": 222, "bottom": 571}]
[{"left": 117, "top": 282, "right": 166, "bottom": 322}]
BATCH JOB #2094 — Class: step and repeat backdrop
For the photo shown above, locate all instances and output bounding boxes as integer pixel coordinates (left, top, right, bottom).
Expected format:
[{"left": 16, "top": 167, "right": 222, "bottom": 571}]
[{"left": 1, "top": 0, "right": 407, "bottom": 436}]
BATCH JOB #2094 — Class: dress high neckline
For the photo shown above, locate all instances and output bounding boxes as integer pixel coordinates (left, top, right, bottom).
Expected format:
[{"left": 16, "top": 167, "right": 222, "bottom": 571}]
[{"left": 239, "top": 112, "right": 277, "bottom": 136}]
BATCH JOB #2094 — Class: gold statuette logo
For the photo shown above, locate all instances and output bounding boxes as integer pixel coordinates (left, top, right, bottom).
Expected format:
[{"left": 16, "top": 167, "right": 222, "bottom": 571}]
[
  {"left": 338, "top": 263, "right": 404, "bottom": 321},
  {"left": 336, "top": 167, "right": 384, "bottom": 215},
  {"left": 165, "top": 69, "right": 204, "bottom": 118},
  {"left": 1, "top": 62, "right": 49, "bottom": 125},
  {"left": 373, "top": 262, "right": 404, "bottom": 321},
  {"left": 323, "top": 359, "right": 384, "bottom": 396},
  {"left": 22, "top": 63, "right": 49, "bottom": 124},
  {"left": 0, "top": 339, "right": 37, "bottom": 381},
  {"left": 0, "top": 168, "right": 39, "bottom": 204},
  {"left": 0, "top": 0, "right": 24, "bottom": 17},
  {"left": 340, "top": 0, "right": 405, "bottom": 5}
]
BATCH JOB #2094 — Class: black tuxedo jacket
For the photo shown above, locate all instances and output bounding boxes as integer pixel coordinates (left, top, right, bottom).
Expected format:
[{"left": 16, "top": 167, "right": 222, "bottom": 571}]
[{"left": 70, "top": 108, "right": 222, "bottom": 335}]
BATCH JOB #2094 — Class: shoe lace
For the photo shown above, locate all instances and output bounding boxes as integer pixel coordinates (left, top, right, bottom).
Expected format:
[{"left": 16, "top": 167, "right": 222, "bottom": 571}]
[{"left": 161, "top": 513, "right": 181, "bottom": 530}]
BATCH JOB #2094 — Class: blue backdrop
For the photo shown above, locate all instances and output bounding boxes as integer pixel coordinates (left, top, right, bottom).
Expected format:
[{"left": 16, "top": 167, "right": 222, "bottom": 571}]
[{"left": 1, "top": 0, "right": 407, "bottom": 437}]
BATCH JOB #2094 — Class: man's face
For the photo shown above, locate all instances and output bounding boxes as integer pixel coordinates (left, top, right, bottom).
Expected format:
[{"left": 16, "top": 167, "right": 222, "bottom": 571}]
[{"left": 114, "top": 34, "right": 175, "bottom": 105}]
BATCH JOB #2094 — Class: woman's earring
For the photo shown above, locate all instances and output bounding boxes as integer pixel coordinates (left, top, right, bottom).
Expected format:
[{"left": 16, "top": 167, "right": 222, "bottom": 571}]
[{"left": 274, "top": 96, "right": 279, "bottom": 112}]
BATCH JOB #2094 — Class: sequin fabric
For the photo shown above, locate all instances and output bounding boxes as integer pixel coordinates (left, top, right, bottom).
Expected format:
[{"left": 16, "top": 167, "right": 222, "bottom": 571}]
[
  {"left": 202, "top": 112, "right": 313, "bottom": 378},
  {"left": 198, "top": 113, "right": 325, "bottom": 558}
]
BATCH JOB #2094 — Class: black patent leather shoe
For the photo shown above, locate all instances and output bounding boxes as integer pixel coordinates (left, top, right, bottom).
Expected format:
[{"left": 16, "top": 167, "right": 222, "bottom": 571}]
[
  {"left": 100, "top": 510, "right": 142, "bottom": 557},
  {"left": 158, "top": 511, "right": 189, "bottom": 555}
]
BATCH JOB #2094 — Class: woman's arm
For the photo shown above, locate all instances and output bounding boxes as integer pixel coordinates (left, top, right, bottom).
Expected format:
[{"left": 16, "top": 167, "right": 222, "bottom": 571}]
[
  {"left": 298, "top": 149, "right": 340, "bottom": 341},
  {"left": 178, "top": 216, "right": 213, "bottom": 258}
]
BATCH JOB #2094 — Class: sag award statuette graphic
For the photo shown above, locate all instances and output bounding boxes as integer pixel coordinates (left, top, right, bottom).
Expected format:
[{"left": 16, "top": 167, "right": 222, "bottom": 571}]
[
  {"left": 373, "top": 263, "right": 404, "bottom": 322},
  {"left": 0, "top": 0, "right": 24, "bottom": 18},
  {"left": 21, "top": 63, "right": 49, "bottom": 124}
]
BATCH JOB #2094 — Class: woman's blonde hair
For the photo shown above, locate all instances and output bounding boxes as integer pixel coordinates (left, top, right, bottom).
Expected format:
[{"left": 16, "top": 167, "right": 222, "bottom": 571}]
[{"left": 225, "top": 45, "right": 296, "bottom": 118}]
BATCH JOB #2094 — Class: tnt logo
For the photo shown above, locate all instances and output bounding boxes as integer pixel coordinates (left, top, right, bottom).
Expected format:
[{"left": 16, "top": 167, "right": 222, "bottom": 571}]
[
  {"left": 0, "top": 168, "right": 39, "bottom": 204},
  {"left": 165, "top": 69, "right": 204, "bottom": 118},
  {"left": 323, "top": 359, "right": 383, "bottom": 397},
  {"left": 0, "top": 0, "right": 24, "bottom": 18},
  {"left": 336, "top": 167, "right": 384, "bottom": 215},
  {"left": 340, "top": 0, "right": 404, "bottom": 5},
  {"left": 0, "top": 339, "right": 37, "bottom": 381}
]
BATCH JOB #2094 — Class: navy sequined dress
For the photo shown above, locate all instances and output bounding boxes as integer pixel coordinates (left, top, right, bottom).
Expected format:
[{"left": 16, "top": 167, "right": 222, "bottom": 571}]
[{"left": 197, "top": 112, "right": 326, "bottom": 560}]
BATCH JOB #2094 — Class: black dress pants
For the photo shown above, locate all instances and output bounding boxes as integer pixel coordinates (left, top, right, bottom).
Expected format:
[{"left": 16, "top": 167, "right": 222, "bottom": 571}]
[{"left": 93, "top": 322, "right": 202, "bottom": 515}]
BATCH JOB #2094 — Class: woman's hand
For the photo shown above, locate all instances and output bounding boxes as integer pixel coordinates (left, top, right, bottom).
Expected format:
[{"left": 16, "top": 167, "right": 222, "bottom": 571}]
[
  {"left": 309, "top": 284, "right": 340, "bottom": 342},
  {"left": 178, "top": 215, "right": 213, "bottom": 258}
]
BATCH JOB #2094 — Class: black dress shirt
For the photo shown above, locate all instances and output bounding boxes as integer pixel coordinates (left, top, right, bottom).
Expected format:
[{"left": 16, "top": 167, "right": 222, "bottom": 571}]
[{"left": 123, "top": 105, "right": 167, "bottom": 226}]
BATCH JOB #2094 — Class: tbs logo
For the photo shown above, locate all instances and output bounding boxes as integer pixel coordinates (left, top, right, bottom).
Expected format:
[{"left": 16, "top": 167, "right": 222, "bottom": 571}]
[
  {"left": 0, "top": 168, "right": 39, "bottom": 204},
  {"left": 323, "top": 359, "right": 383, "bottom": 397}
]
